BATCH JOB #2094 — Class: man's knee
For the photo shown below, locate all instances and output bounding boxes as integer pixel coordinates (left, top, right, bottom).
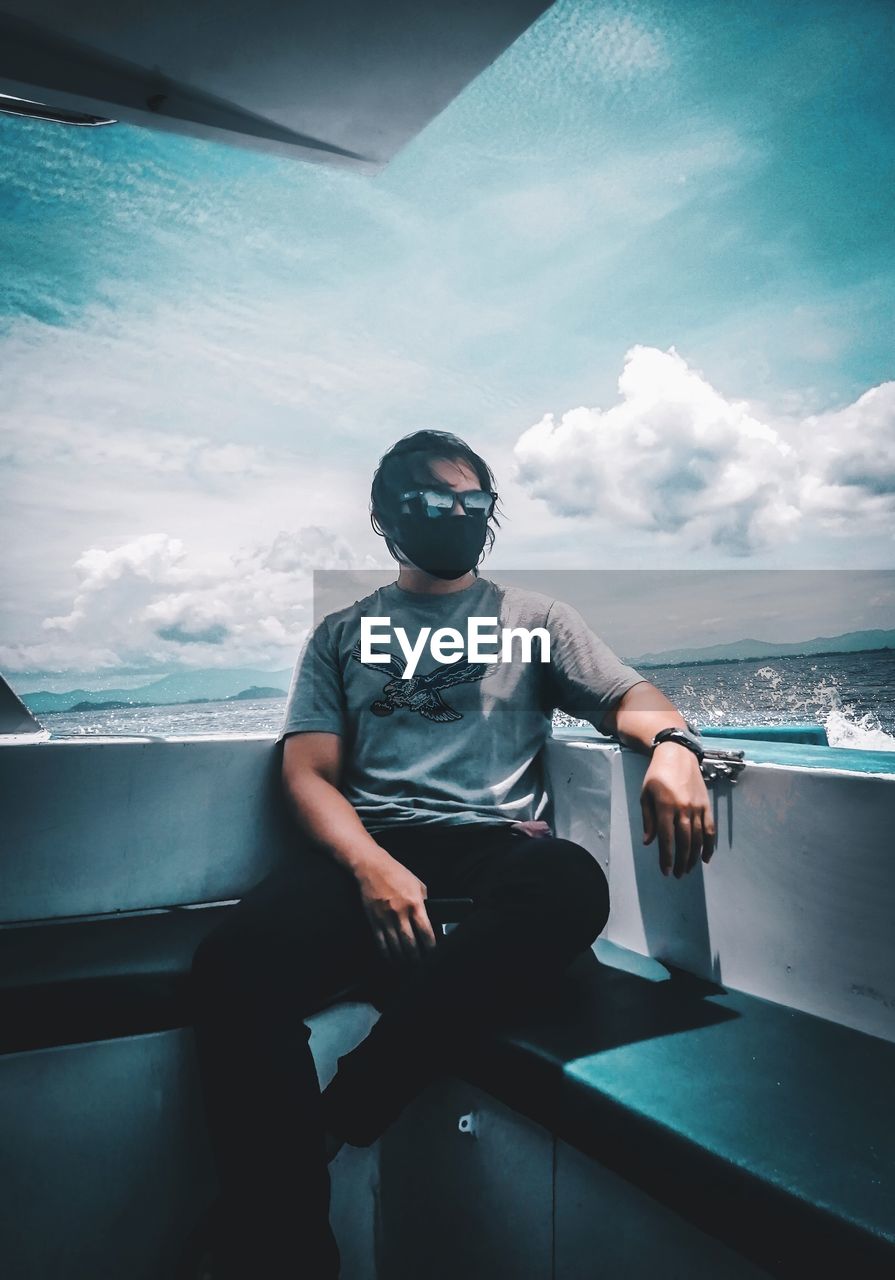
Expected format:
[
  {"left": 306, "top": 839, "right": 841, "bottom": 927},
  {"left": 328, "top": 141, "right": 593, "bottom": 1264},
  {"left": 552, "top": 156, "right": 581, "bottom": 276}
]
[{"left": 535, "top": 838, "right": 610, "bottom": 943}]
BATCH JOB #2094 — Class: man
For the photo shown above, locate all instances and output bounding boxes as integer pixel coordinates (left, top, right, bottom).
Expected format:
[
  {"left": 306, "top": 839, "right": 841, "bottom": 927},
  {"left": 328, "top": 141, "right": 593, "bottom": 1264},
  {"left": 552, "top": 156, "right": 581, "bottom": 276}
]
[{"left": 191, "top": 430, "right": 715, "bottom": 1279}]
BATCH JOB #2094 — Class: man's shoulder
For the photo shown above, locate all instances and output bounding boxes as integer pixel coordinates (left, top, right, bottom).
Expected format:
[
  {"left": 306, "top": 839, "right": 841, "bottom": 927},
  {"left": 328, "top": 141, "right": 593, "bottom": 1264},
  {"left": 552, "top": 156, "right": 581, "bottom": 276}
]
[
  {"left": 315, "top": 587, "right": 387, "bottom": 631},
  {"left": 480, "top": 576, "right": 556, "bottom": 623}
]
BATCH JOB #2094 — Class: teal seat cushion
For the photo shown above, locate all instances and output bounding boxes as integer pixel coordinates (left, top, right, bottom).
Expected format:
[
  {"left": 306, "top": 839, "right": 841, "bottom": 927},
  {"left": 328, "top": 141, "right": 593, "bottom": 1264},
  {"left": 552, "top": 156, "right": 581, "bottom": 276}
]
[{"left": 455, "top": 947, "right": 895, "bottom": 1277}]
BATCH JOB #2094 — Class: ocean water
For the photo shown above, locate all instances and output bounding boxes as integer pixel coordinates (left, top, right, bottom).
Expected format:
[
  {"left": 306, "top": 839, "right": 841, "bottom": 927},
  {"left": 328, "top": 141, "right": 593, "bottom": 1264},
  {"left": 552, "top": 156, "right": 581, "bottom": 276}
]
[
  {"left": 635, "top": 649, "right": 895, "bottom": 751},
  {"left": 38, "top": 649, "right": 895, "bottom": 750}
]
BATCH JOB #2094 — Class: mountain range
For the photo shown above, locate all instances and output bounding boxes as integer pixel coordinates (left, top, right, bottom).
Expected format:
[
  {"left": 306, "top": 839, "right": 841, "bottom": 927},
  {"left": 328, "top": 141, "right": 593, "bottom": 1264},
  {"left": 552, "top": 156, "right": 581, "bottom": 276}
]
[
  {"left": 20, "top": 669, "right": 293, "bottom": 714},
  {"left": 630, "top": 628, "right": 895, "bottom": 667}
]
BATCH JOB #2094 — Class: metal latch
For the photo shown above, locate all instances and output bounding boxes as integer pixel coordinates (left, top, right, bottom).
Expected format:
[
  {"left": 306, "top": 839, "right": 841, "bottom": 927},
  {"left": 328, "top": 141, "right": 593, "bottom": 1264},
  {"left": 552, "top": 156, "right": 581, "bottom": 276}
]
[{"left": 700, "top": 748, "right": 746, "bottom": 785}]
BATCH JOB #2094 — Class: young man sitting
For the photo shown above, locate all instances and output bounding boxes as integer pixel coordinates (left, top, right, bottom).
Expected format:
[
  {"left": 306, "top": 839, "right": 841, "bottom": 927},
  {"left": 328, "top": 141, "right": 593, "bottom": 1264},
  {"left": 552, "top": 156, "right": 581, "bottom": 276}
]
[{"left": 191, "top": 429, "right": 715, "bottom": 1279}]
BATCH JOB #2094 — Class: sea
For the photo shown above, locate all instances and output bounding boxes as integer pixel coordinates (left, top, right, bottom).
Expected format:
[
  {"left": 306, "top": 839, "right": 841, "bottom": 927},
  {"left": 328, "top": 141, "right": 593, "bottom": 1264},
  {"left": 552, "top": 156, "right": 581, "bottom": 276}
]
[{"left": 36, "top": 649, "right": 895, "bottom": 750}]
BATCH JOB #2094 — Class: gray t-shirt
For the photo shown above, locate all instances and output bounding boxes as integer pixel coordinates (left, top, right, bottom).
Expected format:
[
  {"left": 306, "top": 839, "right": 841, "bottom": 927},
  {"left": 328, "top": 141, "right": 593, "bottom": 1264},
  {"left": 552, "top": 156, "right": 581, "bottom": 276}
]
[{"left": 277, "top": 575, "right": 646, "bottom": 834}]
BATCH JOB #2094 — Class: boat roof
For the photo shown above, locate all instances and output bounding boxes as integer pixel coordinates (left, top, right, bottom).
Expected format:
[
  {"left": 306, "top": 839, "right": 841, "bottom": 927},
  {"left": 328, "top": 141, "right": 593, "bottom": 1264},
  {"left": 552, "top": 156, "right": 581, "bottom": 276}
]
[{"left": 0, "top": 1, "right": 553, "bottom": 170}]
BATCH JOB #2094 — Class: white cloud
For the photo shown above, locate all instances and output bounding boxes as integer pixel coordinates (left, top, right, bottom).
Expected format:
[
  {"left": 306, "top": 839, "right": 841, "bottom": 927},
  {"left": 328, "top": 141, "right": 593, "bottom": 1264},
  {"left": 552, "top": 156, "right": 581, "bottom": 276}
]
[
  {"left": 0, "top": 297, "right": 433, "bottom": 465},
  {"left": 529, "top": 1, "right": 672, "bottom": 91},
  {"left": 0, "top": 413, "right": 268, "bottom": 480},
  {"left": 478, "top": 128, "right": 751, "bottom": 252},
  {"left": 0, "top": 293, "right": 419, "bottom": 655},
  {"left": 0, "top": 527, "right": 383, "bottom": 674},
  {"left": 512, "top": 346, "right": 895, "bottom": 556},
  {"left": 580, "top": 9, "right": 671, "bottom": 80},
  {"left": 513, "top": 345, "right": 802, "bottom": 556},
  {"left": 798, "top": 383, "right": 895, "bottom": 532}
]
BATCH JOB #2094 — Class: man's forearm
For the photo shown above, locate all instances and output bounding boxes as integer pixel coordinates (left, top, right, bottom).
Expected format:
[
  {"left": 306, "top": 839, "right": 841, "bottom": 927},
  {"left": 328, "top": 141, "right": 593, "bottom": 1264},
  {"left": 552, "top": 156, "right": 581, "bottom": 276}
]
[
  {"left": 284, "top": 770, "right": 389, "bottom": 878},
  {"left": 610, "top": 680, "right": 689, "bottom": 754}
]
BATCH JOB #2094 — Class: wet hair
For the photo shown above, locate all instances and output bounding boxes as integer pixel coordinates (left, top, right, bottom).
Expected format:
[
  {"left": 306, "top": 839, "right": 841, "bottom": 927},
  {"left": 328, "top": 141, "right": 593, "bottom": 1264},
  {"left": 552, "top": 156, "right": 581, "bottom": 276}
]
[{"left": 370, "top": 429, "right": 503, "bottom": 568}]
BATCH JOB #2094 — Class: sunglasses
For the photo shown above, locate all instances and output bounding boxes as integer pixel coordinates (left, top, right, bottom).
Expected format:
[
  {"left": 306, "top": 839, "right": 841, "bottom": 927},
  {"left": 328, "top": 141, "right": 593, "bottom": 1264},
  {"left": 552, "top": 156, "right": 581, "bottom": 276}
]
[{"left": 399, "top": 487, "right": 498, "bottom": 519}]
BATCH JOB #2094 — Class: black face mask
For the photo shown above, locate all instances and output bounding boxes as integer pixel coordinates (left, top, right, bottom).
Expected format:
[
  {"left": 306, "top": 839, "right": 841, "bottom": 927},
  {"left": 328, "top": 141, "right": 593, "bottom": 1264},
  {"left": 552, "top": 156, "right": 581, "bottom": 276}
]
[{"left": 391, "top": 512, "right": 488, "bottom": 580}]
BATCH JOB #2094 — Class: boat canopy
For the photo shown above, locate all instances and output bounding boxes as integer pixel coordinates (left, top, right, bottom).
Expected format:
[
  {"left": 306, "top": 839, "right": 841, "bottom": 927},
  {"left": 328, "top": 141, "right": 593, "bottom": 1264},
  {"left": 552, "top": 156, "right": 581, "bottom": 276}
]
[{"left": 0, "top": 0, "right": 553, "bottom": 170}]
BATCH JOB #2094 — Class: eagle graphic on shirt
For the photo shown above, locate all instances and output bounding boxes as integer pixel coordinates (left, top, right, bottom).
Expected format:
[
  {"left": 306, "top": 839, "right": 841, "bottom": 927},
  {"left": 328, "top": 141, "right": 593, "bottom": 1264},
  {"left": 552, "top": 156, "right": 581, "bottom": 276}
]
[{"left": 350, "top": 639, "right": 497, "bottom": 722}]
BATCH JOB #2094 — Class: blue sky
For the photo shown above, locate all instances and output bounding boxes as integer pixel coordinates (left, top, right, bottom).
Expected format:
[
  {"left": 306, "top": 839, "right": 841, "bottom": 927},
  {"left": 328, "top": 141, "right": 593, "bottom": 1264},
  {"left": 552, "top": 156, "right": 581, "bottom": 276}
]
[{"left": 1, "top": 0, "right": 894, "bottom": 677}]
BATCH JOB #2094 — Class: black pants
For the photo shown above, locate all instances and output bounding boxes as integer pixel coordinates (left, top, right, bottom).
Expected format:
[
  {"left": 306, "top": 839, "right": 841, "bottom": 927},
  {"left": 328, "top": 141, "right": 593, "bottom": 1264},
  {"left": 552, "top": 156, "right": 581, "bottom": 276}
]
[{"left": 190, "top": 822, "right": 610, "bottom": 1278}]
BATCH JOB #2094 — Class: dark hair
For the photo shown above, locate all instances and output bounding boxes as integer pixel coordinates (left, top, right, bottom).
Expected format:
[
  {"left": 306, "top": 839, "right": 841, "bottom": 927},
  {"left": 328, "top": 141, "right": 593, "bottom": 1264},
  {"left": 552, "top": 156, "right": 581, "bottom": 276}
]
[{"left": 370, "top": 430, "right": 504, "bottom": 569}]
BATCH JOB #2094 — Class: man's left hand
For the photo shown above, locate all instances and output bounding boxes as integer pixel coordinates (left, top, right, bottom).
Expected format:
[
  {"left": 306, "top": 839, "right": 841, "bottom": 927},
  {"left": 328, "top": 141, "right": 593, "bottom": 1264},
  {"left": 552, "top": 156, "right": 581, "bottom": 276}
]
[{"left": 641, "top": 744, "right": 716, "bottom": 878}]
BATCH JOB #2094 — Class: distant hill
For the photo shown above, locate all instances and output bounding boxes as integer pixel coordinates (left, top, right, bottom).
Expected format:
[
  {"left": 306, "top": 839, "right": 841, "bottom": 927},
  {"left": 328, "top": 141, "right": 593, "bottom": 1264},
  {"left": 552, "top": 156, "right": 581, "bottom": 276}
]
[
  {"left": 67, "top": 700, "right": 134, "bottom": 712},
  {"left": 51, "top": 686, "right": 286, "bottom": 716},
  {"left": 631, "top": 629, "right": 895, "bottom": 668},
  {"left": 21, "top": 669, "right": 292, "bottom": 714},
  {"left": 226, "top": 686, "right": 287, "bottom": 702}
]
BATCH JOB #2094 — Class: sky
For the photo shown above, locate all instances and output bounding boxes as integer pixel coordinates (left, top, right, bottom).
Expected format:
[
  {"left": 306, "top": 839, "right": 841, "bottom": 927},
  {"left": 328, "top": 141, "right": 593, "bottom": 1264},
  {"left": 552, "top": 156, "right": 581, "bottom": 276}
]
[{"left": 1, "top": 0, "right": 894, "bottom": 681}]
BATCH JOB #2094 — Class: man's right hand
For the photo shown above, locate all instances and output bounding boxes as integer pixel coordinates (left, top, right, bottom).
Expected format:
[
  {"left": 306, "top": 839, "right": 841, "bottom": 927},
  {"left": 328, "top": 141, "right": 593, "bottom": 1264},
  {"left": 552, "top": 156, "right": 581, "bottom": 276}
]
[
  {"left": 355, "top": 852, "right": 439, "bottom": 965},
  {"left": 283, "top": 733, "right": 438, "bottom": 963}
]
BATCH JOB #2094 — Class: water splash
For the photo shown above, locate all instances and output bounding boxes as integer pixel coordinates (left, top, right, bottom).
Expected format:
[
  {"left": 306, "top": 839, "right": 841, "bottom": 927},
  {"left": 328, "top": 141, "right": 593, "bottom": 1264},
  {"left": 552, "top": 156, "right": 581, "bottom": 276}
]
[
  {"left": 682, "top": 662, "right": 895, "bottom": 752},
  {"left": 824, "top": 704, "right": 895, "bottom": 751}
]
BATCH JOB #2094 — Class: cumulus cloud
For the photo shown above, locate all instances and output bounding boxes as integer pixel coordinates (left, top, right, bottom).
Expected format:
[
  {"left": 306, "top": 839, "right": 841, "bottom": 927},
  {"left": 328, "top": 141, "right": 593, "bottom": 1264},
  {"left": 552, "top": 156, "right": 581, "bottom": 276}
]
[
  {"left": 512, "top": 346, "right": 895, "bottom": 555},
  {"left": 798, "top": 383, "right": 895, "bottom": 531},
  {"left": 513, "top": 346, "right": 802, "bottom": 556},
  {"left": 1, "top": 527, "right": 382, "bottom": 674}
]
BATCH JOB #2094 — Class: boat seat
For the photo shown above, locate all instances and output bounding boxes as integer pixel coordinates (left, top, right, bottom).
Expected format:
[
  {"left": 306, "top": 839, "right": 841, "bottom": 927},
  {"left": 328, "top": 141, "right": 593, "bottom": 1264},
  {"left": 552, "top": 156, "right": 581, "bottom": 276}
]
[
  {"left": 0, "top": 905, "right": 238, "bottom": 1054},
  {"left": 450, "top": 947, "right": 895, "bottom": 1277},
  {"left": 0, "top": 902, "right": 395, "bottom": 1056},
  {"left": 1, "top": 909, "right": 892, "bottom": 1276}
]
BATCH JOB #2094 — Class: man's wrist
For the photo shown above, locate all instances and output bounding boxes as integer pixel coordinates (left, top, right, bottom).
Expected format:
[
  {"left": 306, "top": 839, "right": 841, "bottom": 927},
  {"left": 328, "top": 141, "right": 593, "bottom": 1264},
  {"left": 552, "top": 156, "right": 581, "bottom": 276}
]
[
  {"left": 650, "top": 725, "right": 705, "bottom": 762},
  {"left": 342, "top": 840, "right": 392, "bottom": 879},
  {"left": 651, "top": 739, "right": 702, "bottom": 763}
]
